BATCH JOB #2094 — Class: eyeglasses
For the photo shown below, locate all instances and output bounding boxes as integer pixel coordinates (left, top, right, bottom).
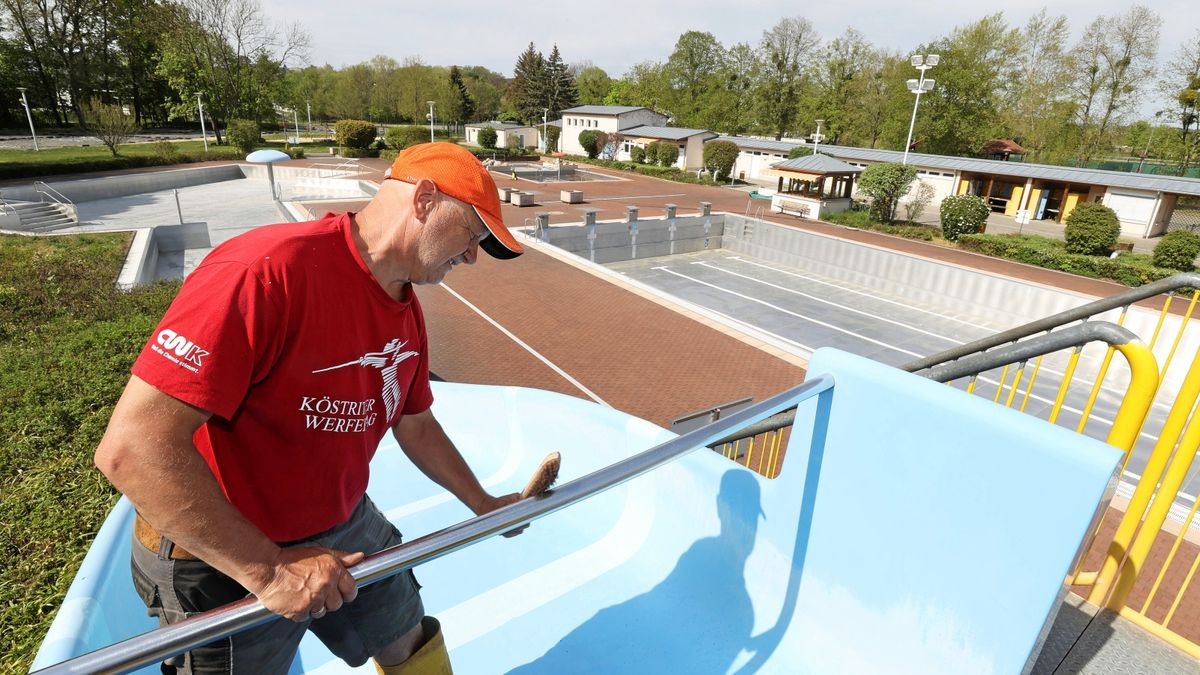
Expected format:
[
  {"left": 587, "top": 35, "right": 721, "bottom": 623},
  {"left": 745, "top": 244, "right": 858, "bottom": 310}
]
[{"left": 458, "top": 215, "right": 490, "bottom": 246}]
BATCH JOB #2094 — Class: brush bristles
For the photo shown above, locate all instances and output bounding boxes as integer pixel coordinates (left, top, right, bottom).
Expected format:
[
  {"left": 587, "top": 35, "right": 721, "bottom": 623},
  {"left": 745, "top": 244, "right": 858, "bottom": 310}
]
[{"left": 521, "top": 452, "right": 561, "bottom": 498}]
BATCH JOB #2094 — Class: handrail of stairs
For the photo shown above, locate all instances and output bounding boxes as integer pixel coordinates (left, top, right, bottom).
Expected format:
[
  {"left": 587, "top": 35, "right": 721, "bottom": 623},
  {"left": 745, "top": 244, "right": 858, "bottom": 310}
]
[{"left": 34, "top": 181, "right": 74, "bottom": 208}]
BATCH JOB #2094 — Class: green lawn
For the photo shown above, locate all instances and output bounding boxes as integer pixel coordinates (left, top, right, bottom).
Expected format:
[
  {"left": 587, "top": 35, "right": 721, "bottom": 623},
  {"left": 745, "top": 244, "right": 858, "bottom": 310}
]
[{"left": 0, "top": 232, "right": 180, "bottom": 672}]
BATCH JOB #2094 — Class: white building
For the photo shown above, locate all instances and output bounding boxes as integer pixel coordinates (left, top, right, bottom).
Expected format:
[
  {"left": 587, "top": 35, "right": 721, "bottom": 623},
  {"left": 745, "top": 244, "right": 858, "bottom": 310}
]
[
  {"left": 559, "top": 106, "right": 668, "bottom": 156},
  {"left": 465, "top": 122, "right": 539, "bottom": 150}
]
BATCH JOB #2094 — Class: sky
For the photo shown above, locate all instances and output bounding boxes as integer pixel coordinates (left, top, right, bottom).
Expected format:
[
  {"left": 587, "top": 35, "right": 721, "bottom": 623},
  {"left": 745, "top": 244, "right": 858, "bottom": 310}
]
[{"left": 262, "top": 0, "right": 1195, "bottom": 116}]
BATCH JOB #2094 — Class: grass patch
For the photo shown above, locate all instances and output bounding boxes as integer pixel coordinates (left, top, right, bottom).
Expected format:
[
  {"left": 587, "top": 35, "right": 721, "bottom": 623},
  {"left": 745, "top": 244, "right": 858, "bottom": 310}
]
[
  {"left": 822, "top": 209, "right": 937, "bottom": 241},
  {"left": 957, "top": 233, "right": 1180, "bottom": 286},
  {"left": 0, "top": 232, "right": 180, "bottom": 672},
  {"left": 0, "top": 140, "right": 243, "bottom": 181}
]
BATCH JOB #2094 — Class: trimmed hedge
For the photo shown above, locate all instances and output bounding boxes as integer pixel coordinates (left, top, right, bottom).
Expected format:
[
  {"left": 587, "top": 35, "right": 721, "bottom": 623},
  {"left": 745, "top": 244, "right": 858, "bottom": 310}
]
[
  {"left": 823, "top": 210, "right": 936, "bottom": 240},
  {"left": 1064, "top": 202, "right": 1120, "bottom": 255},
  {"left": 958, "top": 233, "right": 1177, "bottom": 287},
  {"left": 562, "top": 154, "right": 724, "bottom": 186},
  {"left": 1152, "top": 230, "right": 1200, "bottom": 271},
  {"left": 578, "top": 130, "right": 603, "bottom": 159},
  {"left": 703, "top": 140, "right": 739, "bottom": 180},
  {"left": 335, "top": 119, "right": 377, "bottom": 149},
  {"left": 0, "top": 146, "right": 244, "bottom": 180},
  {"left": 386, "top": 126, "right": 431, "bottom": 150}
]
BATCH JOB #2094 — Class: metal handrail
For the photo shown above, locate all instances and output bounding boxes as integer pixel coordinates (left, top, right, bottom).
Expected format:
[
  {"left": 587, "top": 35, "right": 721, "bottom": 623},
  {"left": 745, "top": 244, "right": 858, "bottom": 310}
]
[
  {"left": 902, "top": 273, "right": 1200, "bottom": 374},
  {"left": 707, "top": 321, "right": 1150, "bottom": 449},
  {"left": 34, "top": 181, "right": 73, "bottom": 207},
  {"left": 34, "top": 375, "right": 836, "bottom": 675}
]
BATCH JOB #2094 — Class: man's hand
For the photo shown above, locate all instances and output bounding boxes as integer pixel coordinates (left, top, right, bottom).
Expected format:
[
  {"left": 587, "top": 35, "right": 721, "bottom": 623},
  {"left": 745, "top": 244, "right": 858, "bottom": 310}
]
[
  {"left": 473, "top": 492, "right": 527, "bottom": 538},
  {"left": 251, "top": 547, "right": 365, "bottom": 622}
]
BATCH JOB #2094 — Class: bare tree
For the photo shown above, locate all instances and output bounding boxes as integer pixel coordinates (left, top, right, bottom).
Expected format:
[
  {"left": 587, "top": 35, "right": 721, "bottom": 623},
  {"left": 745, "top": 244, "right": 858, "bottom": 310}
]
[
  {"left": 1070, "top": 6, "right": 1162, "bottom": 161},
  {"left": 1005, "top": 9, "right": 1073, "bottom": 160}
]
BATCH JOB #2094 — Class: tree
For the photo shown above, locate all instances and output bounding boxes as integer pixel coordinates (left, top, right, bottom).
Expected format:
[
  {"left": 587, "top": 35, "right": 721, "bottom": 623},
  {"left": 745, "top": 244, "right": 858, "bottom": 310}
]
[
  {"left": 477, "top": 126, "right": 497, "bottom": 149},
  {"left": 917, "top": 14, "right": 1021, "bottom": 155},
  {"left": 575, "top": 65, "right": 611, "bottom": 105},
  {"left": 544, "top": 44, "right": 578, "bottom": 119},
  {"left": 545, "top": 125, "right": 560, "bottom": 152},
  {"left": 665, "top": 30, "right": 724, "bottom": 127},
  {"left": 448, "top": 66, "right": 475, "bottom": 125},
  {"left": 1159, "top": 29, "right": 1200, "bottom": 174},
  {"left": 1070, "top": 6, "right": 1162, "bottom": 161},
  {"left": 857, "top": 162, "right": 918, "bottom": 223},
  {"left": 578, "top": 129, "right": 603, "bottom": 158},
  {"left": 1002, "top": 10, "right": 1074, "bottom": 161},
  {"left": 755, "top": 16, "right": 820, "bottom": 140},
  {"left": 807, "top": 28, "right": 875, "bottom": 146},
  {"left": 83, "top": 98, "right": 139, "bottom": 156},
  {"left": 711, "top": 42, "right": 759, "bottom": 135},
  {"left": 509, "top": 42, "right": 547, "bottom": 125},
  {"left": 703, "top": 140, "right": 739, "bottom": 180}
]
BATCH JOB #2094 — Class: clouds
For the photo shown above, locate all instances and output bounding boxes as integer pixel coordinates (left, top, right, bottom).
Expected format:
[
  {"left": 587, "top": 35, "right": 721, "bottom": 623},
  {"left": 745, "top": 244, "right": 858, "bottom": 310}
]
[{"left": 266, "top": 0, "right": 1193, "bottom": 81}]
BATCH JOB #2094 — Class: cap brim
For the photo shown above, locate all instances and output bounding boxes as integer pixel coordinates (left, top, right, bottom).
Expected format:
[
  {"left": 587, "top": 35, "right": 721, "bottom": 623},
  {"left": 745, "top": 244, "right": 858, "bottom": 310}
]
[{"left": 472, "top": 205, "right": 524, "bottom": 260}]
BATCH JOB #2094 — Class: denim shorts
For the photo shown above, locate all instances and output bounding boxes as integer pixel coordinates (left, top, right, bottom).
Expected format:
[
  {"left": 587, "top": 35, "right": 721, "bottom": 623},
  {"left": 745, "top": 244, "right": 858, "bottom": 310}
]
[{"left": 131, "top": 495, "right": 424, "bottom": 674}]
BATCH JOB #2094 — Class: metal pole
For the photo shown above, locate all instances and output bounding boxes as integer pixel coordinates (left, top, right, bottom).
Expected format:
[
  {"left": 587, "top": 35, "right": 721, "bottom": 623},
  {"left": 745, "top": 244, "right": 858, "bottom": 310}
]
[
  {"left": 292, "top": 110, "right": 300, "bottom": 146},
  {"left": 306, "top": 100, "right": 312, "bottom": 133},
  {"left": 902, "top": 90, "right": 921, "bottom": 166},
  {"left": 195, "top": 93, "right": 208, "bottom": 152},
  {"left": 174, "top": 189, "right": 183, "bottom": 225},
  {"left": 427, "top": 101, "right": 435, "bottom": 143},
  {"left": 17, "top": 88, "right": 39, "bottom": 151}
]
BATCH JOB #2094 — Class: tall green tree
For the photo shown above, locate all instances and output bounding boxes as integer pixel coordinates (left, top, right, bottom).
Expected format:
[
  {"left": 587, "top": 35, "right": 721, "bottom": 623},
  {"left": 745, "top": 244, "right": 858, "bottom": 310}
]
[
  {"left": 806, "top": 28, "right": 875, "bottom": 145},
  {"left": 710, "top": 42, "right": 759, "bottom": 134},
  {"left": 1002, "top": 9, "right": 1074, "bottom": 162},
  {"left": 508, "top": 42, "right": 547, "bottom": 124},
  {"left": 448, "top": 65, "right": 475, "bottom": 124},
  {"left": 544, "top": 44, "right": 578, "bottom": 120},
  {"left": 574, "top": 65, "right": 611, "bottom": 104},
  {"left": 917, "top": 13, "right": 1021, "bottom": 155},
  {"left": 755, "top": 16, "right": 820, "bottom": 140},
  {"left": 665, "top": 30, "right": 724, "bottom": 127},
  {"left": 1158, "top": 28, "right": 1200, "bottom": 174}
]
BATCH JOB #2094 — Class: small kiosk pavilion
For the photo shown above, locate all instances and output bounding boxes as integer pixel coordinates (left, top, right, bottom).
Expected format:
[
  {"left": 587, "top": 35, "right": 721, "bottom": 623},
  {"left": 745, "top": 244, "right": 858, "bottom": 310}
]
[{"left": 763, "top": 154, "right": 862, "bottom": 219}]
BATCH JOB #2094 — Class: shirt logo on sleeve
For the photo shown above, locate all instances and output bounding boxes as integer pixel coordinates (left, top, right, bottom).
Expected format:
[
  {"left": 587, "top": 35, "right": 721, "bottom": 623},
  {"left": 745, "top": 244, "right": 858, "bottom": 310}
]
[
  {"left": 151, "top": 329, "right": 210, "bottom": 372},
  {"left": 310, "top": 338, "right": 420, "bottom": 426}
]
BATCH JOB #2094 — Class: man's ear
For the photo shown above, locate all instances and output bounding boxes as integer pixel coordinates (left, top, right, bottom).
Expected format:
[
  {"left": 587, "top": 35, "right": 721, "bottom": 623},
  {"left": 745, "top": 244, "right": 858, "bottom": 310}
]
[{"left": 411, "top": 178, "right": 438, "bottom": 220}]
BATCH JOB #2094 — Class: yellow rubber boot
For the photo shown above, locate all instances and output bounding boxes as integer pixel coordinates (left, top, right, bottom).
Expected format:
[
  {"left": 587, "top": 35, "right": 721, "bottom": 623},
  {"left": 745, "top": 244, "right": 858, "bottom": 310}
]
[{"left": 374, "top": 617, "right": 453, "bottom": 675}]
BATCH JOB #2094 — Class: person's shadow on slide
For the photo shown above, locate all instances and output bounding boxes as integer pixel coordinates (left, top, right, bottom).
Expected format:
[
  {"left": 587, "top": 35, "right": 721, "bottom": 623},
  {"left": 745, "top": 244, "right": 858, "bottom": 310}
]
[{"left": 507, "top": 469, "right": 763, "bottom": 674}]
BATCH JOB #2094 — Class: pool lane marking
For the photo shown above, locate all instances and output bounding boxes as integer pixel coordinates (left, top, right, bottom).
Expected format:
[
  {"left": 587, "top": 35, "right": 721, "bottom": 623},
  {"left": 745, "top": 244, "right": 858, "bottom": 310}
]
[
  {"left": 724, "top": 256, "right": 988, "bottom": 329},
  {"left": 651, "top": 266, "right": 925, "bottom": 359},
  {"left": 441, "top": 283, "right": 610, "bottom": 407},
  {"left": 692, "top": 261, "right": 959, "bottom": 344}
]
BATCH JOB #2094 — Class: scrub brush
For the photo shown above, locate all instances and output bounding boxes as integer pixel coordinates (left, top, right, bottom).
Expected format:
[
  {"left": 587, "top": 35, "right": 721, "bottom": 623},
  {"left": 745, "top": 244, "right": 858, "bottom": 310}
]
[{"left": 521, "top": 452, "right": 561, "bottom": 498}]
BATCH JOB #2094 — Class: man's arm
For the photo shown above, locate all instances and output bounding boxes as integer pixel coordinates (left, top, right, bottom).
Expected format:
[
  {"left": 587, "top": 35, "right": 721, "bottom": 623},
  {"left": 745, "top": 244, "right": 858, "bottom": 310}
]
[
  {"left": 392, "top": 408, "right": 520, "bottom": 518},
  {"left": 94, "top": 375, "right": 362, "bottom": 621}
]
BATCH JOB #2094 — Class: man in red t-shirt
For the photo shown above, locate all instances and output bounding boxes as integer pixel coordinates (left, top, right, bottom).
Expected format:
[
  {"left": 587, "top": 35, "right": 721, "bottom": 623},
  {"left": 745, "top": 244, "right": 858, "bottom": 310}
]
[{"left": 94, "top": 143, "right": 526, "bottom": 674}]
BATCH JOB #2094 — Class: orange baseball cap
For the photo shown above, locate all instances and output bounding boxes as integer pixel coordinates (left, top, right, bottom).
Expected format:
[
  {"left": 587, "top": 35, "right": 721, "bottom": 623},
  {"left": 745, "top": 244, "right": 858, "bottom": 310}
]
[{"left": 388, "top": 142, "right": 523, "bottom": 259}]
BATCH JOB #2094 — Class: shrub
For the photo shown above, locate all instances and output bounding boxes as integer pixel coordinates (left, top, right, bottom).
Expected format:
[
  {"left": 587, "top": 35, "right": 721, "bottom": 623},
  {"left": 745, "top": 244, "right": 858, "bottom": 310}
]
[
  {"left": 386, "top": 126, "right": 429, "bottom": 150},
  {"left": 958, "top": 233, "right": 1177, "bottom": 286},
  {"left": 655, "top": 142, "right": 679, "bottom": 167},
  {"left": 283, "top": 146, "right": 305, "bottom": 159},
  {"left": 379, "top": 149, "right": 399, "bottom": 162},
  {"left": 335, "top": 119, "right": 377, "bottom": 149},
  {"left": 630, "top": 146, "right": 646, "bottom": 164},
  {"left": 857, "top": 162, "right": 918, "bottom": 223},
  {"left": 226, "top": 119, "right": 261, "bottom": 154},
  {"left": 787, "top": 145, "right": 813, "bottom": 159},
  {"left": 1064, "top": 202, "right": 1121, "bottom": 255},
  {"left": 153, "top": 140, "right": 179, "bottom": 161},
  {"left": 823, "top": 210, "right": 936, "bottom": 240},
  {"left": 1152, "top": 230, "right": 1200, "bottom": 271},
  {"left": 578, "top": 129, "right": 603, "bottom": 159},
  {"left": 703, "top": 140, "right": 740, "bottom": 181},
  {"left": 82, "top": 98, "right": 139, "bottom": 157},
  {"left": 939, "top": 194, "right": 990, "bottom": 241},
  {"left": 477, "top": 127, "right": 498, "bottom": 149},
  {"left": 544, "top": 125, "right": 560, "bottom": 152},
  {"left": 339, "top": 146, "right": 378, "bottom": 158}
]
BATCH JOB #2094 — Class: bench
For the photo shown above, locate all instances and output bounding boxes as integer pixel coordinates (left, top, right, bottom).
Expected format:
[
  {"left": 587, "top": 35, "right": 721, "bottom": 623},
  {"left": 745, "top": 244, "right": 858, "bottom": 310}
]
[{"left": 776, "top": 202, "right": 810, "bottom": 218}]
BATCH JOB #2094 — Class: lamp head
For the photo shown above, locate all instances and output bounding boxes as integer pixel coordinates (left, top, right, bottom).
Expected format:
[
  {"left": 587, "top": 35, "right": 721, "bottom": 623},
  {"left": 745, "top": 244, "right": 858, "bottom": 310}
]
[
  {"left": 926, "top": 54, "right": 941, "bottom": 67},
  {"left": 910, "top": 54, "right": 924, "bottom": 67},
  {"left": 922, "top": 79, "right": 936, "bottom": 92}
]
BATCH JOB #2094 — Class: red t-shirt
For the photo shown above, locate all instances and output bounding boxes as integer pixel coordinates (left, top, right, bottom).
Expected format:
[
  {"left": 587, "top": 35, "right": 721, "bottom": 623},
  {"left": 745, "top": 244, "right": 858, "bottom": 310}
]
[{"left": 132, "top": 212, "right": 433, "bottom": 541}]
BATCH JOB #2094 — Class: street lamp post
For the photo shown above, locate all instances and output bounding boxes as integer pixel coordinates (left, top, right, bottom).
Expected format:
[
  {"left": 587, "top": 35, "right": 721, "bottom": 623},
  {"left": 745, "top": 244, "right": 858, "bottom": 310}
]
[
  {"left": 542, "top": 108, "right": 549, "bottom": 153},
  {"left": 16, "top": 87, "right": 39, "bottom": 151},
  {"left": 810, "top": 118, "right": 825, "bottom": 154},
  {"left": 195, "top": 92, "right": 208, "bottom": 152},
  {"left": 426, "top": 101, "right": 436, "bottom": 143},
  {"left": 292, "top": 109, "right": 300, "bottom": 146},
  {"left": 1138, "top": 110, "right": 1166, "bottom": 173},
  {"left": 902, "top": 54, "right": 939, "bottom": 165},
  {"left": 306, "top": 100, "right": 312, "bottom": 133}
]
